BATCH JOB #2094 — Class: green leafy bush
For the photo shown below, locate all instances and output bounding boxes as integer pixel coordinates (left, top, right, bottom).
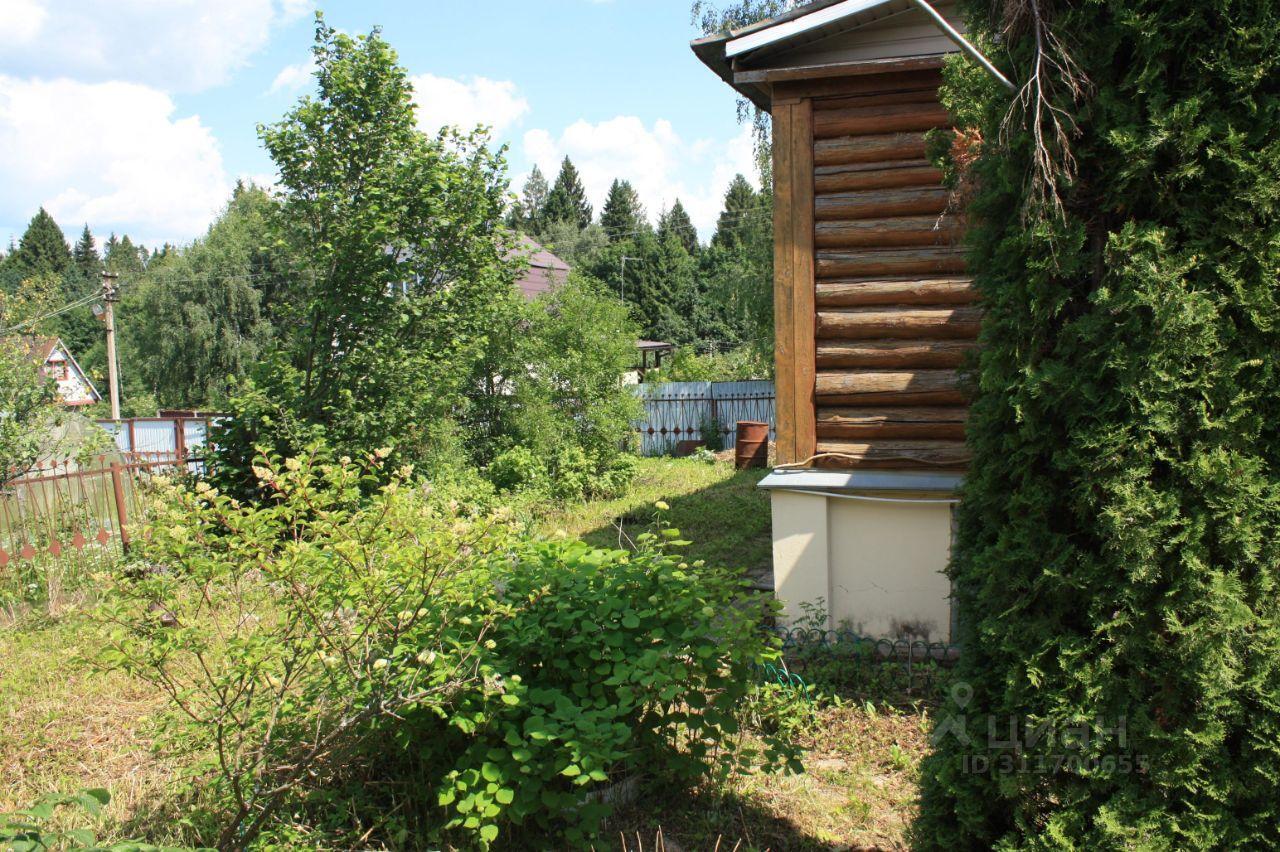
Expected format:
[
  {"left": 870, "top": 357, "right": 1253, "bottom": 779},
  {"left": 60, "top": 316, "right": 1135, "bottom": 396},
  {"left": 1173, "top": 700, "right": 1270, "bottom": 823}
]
[
  {"left": 419, "top": 525, "right": 802, "bottom": 845},
  {"left": 100, "top": 453, "right": 795, "bottom": 849}
]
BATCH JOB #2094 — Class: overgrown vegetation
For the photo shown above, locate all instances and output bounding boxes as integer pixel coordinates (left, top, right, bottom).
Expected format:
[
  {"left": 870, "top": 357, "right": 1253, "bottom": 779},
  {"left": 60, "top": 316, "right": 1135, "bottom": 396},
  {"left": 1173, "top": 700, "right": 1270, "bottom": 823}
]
[
  {"left": 95, "top": 452, "right": 800, "bottom": 849},
  {"left": 917, "top": 0, "right": 1280, "bottom": 847}
]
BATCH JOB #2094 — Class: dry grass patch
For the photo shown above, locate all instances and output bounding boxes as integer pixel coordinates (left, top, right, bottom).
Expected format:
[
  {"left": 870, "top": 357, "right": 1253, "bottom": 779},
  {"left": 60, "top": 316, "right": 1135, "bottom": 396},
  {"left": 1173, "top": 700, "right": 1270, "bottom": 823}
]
[{"left": 0, "top": 613, "right": 186, "bottom": 843}]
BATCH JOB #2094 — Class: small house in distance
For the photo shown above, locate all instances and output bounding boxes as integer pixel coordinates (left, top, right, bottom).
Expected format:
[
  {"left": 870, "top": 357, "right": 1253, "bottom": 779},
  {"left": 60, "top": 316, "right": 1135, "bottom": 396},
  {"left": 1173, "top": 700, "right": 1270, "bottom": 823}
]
[
  {"left": 511, "top": 239, "right": 673, "bottom": 382},
  {"left": 24, "top": 336, "right": 101, "bottom": 407},
  {"left": 693, "top": 0, "right": 974, "bottom": 642}
]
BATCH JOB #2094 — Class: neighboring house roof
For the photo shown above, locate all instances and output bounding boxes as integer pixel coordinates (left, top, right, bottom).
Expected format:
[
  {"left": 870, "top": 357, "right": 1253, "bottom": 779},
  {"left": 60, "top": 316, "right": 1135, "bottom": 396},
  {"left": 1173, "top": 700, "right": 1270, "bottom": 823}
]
[
  {"left": 691, "top": 0, "right": 963, "bottom": 109},
  {"left": 636, "top": 340, "right": 675, "bottom": 351},
  {"left": 18, "top": 335, "right": 101, "bottom": 407},
  {"left": 509, "top": 237, "right": 571, "bottom": 300}
]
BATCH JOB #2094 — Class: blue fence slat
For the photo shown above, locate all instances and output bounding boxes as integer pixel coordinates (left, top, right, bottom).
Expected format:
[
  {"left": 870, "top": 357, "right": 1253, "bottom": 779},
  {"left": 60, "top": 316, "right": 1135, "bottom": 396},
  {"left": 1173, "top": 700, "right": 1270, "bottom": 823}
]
[{"left": 632, "top": 380, "right": 776, "bottom": 456}]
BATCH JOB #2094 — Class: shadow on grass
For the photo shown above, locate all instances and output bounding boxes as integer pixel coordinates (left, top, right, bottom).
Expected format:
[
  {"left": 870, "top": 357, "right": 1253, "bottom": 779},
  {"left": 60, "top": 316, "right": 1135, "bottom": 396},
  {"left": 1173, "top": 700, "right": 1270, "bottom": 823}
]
[{"left": 600, "top": 783, "right": 840, "bottom": 852}]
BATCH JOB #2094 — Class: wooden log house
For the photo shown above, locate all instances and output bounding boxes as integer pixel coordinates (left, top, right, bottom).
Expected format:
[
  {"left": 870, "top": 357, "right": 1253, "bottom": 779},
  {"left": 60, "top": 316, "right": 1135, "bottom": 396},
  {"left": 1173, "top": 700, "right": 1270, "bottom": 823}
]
[{"left": 693, "top": 0, "right": 978, "bottom": 640}]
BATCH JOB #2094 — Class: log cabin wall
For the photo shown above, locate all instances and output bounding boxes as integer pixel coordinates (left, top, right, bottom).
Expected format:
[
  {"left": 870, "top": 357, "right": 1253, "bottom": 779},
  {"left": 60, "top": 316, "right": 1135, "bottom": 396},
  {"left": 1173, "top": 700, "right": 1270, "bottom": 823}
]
[{"left": 771, "top": 64, "right": 974, "bottom": 471}]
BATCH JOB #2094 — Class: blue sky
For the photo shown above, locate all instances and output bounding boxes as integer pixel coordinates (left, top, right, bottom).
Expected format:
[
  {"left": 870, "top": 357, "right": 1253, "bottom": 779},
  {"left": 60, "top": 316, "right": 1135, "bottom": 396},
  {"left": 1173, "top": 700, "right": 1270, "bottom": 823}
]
[{"left": 0, "top": 0, "right": 759, "bottom": 251}]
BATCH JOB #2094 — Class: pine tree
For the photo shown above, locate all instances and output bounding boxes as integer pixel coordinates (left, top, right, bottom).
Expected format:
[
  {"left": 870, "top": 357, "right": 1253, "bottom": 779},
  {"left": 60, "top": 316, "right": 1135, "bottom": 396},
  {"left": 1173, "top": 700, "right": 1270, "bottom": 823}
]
[
  {"left": 657, "top": 199, "right": 699, "bottom": 256},
  {"left": 915, "top": 1, "right": 1280, "bottom": 848},
  {"left": 519, "top": 165, "right": 550, "bottom": 232},
  {"left": 600, "top": 179, "right": 647, "bottom": 241},
  {"left": 542, "top": 157, "right": 592, "bottom": 229},
  {"left": 711, "top": 174, "right": 760, "bottom": 250}
]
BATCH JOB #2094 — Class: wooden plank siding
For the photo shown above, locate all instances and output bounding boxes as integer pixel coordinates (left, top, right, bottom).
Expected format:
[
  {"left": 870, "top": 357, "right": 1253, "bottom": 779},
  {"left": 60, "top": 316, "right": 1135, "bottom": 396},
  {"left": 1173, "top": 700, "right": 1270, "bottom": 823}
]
[{"left": 772, "top": 69, "right": 974, "bottom": 471}]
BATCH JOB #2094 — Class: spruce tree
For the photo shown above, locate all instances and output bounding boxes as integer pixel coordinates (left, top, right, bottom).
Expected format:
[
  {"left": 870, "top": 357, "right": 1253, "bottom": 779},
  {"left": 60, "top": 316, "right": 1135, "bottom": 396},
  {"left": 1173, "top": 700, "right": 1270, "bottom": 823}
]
[
  {"left": 105, "top": 234, "right": 146, "bottom": 277},
  {"left": 600, "top": 179, "right": 647, "bottom": 241},
  {"left": 711, "top": 174, "right": 760, "bottom": 250},
  {"left": 542, "top": 157, "right": 592, "bottom": 229},
  {"left": 519, "top": 165, "right": 550, "bottom": 233},
  {"left": 657, "top": 199, "right": 699, "bottom": 256},
  {"left": 11, "top": 208, "right": 72, "bottom": 279},
  {"left": 916, "top": 1, "right": 1280, "bottom": 848},
  {"left": 72, "top": 225, "right": 100, "bottom": 283}
]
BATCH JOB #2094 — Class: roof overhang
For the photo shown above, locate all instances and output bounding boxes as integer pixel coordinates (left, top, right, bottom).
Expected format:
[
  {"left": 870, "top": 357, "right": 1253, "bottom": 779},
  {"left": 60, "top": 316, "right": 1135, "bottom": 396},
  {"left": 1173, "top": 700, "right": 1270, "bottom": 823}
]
[{"left": 691, "top": 0, "right": 967, "bottom": 111}]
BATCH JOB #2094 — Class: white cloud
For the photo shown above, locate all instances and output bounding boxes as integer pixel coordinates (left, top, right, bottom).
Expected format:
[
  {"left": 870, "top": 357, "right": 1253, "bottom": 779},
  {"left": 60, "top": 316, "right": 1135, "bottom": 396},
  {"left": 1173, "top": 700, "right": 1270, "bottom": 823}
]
[
  {"left": 0, "top": 76, "right": 230, "bottom": 245},
  {"left": 522, "top": 118, "right": 758, "bottom": 239},
  {"left": 411, "top": 74, "right": 530, "bottom": 138},
  {"left": 0, "top": 0, "right": 47, "bottom": 46},
  {"left": 268, "top": 58, "right": 316, "bottom": 95},
  {"left": 1, "top": 0, "right": 305, "bottom": 92}
]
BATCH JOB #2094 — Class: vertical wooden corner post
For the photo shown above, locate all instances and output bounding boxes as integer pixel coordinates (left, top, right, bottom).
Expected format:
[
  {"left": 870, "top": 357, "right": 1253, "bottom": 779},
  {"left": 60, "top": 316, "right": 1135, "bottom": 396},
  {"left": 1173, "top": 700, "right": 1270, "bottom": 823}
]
[
  {"left": 109, "top": 461, "right": 130, "bottom": 553},
  {"left": 771, "top": 96, "right": 817, "bottom": 466}
]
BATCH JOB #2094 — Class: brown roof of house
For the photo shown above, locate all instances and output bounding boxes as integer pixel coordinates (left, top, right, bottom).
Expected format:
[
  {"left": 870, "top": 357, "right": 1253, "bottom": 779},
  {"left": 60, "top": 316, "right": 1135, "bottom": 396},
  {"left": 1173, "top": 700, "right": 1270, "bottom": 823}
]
[
  {"left": 509, "top": 237, "right": 571, "bottom": 300},
  {"left": 21, "top": 335, "right": 60, "bottom": 363}
]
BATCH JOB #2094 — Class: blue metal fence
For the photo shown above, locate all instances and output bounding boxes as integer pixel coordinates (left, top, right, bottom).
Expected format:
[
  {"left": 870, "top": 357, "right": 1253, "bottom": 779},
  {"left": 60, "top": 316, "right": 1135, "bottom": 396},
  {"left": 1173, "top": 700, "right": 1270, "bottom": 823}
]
[{"left": 632, "top": 380, "right": 775, "bottom": 456}]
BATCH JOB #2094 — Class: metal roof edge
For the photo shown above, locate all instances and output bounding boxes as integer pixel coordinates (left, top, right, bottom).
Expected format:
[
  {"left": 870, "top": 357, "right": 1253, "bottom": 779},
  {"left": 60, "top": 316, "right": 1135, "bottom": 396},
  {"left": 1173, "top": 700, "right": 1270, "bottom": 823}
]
[{"left": 758, "top": 467, "right": 963, "bottom": 494}]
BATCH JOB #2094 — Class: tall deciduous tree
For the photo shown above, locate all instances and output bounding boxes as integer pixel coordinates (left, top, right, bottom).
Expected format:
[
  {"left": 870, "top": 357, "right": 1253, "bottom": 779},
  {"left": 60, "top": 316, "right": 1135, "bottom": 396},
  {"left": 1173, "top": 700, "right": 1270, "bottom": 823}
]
[
  {"left": 916, "top": 1, "right": 1280, "bottom": 848},
  {"left": 600, "top": 179, "right": 647, "bottom": 241},
  {"left": 542, "top": 157, "right": 592, "bottom": 229},
  {"left": 255, "top": 16, "right": 513, "bottom": 461},
  {"left": 123, "top": 183, "right": 296, "bottom": 408}
]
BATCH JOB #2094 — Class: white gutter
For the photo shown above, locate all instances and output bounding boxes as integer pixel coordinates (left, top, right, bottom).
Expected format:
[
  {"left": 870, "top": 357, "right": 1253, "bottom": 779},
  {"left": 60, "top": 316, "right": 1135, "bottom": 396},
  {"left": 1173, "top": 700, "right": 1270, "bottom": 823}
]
[{"left": 907, "top": 0, "right": 1016, "bottom": 91}]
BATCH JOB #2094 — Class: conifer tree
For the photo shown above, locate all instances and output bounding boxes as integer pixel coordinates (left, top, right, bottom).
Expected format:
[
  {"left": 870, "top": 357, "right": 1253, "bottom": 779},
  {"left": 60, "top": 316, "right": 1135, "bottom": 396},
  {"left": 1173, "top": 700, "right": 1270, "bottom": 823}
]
[
  {"left": 519, "top": 165, "right": 550, "bottom": 233},
  {"left": 711, "top": 174, "right": 760, "bottom": 250},
  {"left": 600, "top": 179, "right": 646, "bottom": 241},
  {"left": 10, "top": 208, "right": 72, "bottom": 279},
  {"left": 916, "top": 1, "right": 1280, "bottom": 848},
  {"left": 72, "top": 225, "right": 100, "bottom": 284},
  {"left": 105, "top": 234, "right": 146, "bottom": 277},
  {"left": 542, "top": 157, "right": 592, "bottom": 229},
  {"left": 657, "top": 199, "right": 699, "bottom": 256}
]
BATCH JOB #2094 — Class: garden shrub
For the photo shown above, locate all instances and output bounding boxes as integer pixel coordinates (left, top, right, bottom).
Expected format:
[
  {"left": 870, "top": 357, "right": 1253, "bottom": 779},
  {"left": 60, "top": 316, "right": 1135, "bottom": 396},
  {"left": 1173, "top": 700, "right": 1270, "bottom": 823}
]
[
  {"left": 100, "top": 452, "right": 795, "bottom": 849},
  {"left": 416, "top": 524, "right": 803, "bottom": 846},
  {"left": 916, "top": 1, "right": 1280, "bottom": 847}
]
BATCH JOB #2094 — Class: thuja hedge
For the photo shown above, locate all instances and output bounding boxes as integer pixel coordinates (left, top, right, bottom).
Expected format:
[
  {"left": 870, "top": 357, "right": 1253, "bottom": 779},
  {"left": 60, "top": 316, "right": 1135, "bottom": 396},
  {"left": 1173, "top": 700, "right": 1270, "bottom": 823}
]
[{"left": 917, "top": 0, "right": 1280, "bottom": 848}]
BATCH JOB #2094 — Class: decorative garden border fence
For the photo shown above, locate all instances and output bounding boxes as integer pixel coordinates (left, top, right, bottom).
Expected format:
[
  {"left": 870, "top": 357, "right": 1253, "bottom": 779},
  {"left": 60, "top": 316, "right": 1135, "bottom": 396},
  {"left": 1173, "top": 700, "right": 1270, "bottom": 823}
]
[
  {"left": 632, "top": 380, "right": 775, "bottom": 456},
  {"left": 0, "top": 448, "right": 201, "bottom": 611}
]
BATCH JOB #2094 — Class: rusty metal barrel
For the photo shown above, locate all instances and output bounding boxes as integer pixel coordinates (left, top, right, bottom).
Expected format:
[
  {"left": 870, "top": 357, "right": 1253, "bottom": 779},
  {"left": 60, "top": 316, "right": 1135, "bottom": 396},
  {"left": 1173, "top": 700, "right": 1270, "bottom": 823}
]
[{"left": 734, "top": 421, "right": 769, "bottom": 469}]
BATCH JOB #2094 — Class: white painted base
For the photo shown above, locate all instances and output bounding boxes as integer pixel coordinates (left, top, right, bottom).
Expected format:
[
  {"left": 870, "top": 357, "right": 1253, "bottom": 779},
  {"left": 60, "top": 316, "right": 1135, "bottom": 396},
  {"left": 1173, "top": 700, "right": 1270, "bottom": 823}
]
[{"left": 767, "top": 482, "right": 955, "bottom": 643}]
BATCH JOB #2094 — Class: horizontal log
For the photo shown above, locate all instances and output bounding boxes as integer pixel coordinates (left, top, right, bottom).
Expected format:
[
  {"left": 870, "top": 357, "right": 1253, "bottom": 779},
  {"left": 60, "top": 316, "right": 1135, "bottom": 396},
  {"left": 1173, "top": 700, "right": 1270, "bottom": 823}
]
[
  {"left": 813, "top": 102, "right": 950, "bottom": 139},
  {"left": 817, "top": 246, "right": 966, "bottom": 278},
  {"left": 817, "top": 306, "right": 981, "bottom": 340},
  {"left": 814, "top": 132, "right": 928, "bottom": 167},
  {"left": 815, "top": 277, "right": 976, "bottom": 307},
  {"left": 773, "top": 68, "right": 943, "bottom": 101},
  {"left": 814, "top": 439, "right": 971, "bottom": 470},
  {"left": 814, "top": 160, "right": 943, "bottom": 193},
  {"left": 816, "top": 339, "right": 978, "bottom": 369},
  {"left": 816, "top": 186, "right": 949, "bottom": 221},
  {"left": 815, "top": 215, "right": 959, "bottom": 248},
  {"left": 816, "top": 406, "right": 967, "bottom": 439},
  {"left": 813, "top": 88, "right": 941, "bottom": 112},
  {"left": 815, "top": 369, "right": 966, "bottom": 406}
]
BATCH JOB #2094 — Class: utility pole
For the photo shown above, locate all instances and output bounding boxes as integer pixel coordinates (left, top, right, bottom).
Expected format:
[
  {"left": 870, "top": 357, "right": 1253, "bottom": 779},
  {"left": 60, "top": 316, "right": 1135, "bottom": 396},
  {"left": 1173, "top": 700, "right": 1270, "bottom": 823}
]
[
  {"left": 100, "top": 271, "right": 120, "bottom": 420},
  {"left": 619, "top": 255, "right": 640, "bottom": 304}
]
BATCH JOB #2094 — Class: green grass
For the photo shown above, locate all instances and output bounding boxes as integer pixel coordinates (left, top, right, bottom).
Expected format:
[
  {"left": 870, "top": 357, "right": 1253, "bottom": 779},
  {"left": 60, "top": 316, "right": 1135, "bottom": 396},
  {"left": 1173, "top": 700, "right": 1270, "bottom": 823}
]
[{"left": 537, "top": 456, "right": 774, "bottom": 587}]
